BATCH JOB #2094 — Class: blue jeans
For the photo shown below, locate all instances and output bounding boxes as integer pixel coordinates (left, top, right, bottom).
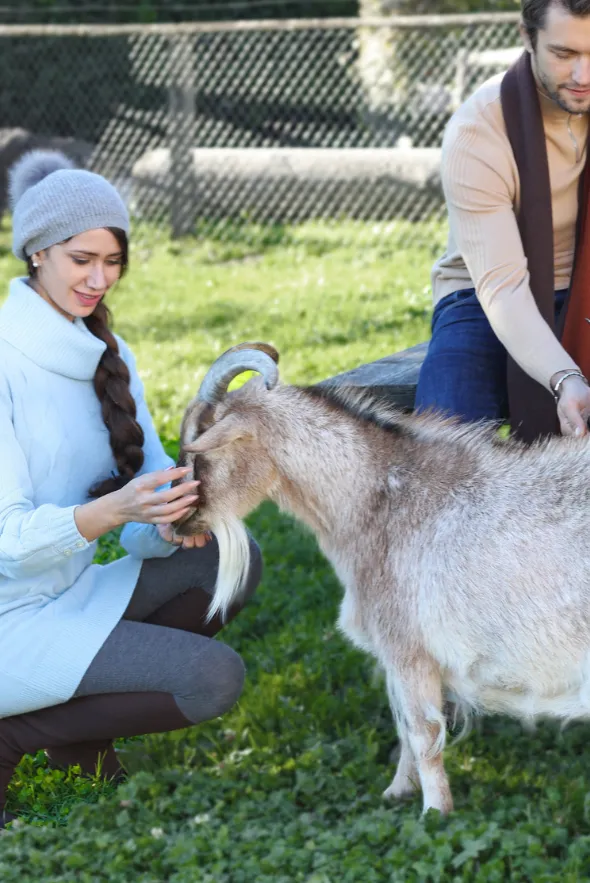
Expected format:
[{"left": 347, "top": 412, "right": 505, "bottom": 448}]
[{"left": 414, "top": 288, "right": 568, "bottom": 423}]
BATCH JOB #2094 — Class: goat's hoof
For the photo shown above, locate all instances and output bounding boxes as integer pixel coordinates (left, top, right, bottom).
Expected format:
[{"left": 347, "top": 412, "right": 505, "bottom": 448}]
[
  {"left": 382, "top": 780, "right": 418, "bottom": 801},
  {"left": 421, "top": 798, "right": 454, "bottom": 816}
]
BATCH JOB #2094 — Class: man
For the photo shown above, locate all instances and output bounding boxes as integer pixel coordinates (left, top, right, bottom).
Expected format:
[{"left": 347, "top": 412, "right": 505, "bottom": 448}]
[{"left": 415, "top": 0, "right": 590, "bottom": 441}]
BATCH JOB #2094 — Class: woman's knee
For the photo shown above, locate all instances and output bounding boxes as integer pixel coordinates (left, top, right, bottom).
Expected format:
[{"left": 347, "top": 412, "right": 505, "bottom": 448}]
[
  {"left": 177, "top": 641, "right": 246, "bottom": 724},
  {"left": 209, "top": 643, "right": 246, "bottom": 717}
]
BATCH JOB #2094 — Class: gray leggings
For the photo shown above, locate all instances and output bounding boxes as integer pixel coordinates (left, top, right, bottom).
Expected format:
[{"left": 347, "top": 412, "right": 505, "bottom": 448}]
[{"left": 74, "top": 535, "right": 262, "bottom": 724}]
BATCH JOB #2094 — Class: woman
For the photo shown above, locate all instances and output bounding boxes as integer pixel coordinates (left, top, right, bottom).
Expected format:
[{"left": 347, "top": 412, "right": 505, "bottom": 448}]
[{"left": 0, "top": 151, "right": 261, "bottom": 826}]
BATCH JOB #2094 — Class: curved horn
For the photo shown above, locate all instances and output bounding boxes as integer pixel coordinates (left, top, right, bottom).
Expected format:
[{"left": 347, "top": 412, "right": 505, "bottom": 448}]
[{"left": 197, "top": 341, "right": 280, "bottom": 404}]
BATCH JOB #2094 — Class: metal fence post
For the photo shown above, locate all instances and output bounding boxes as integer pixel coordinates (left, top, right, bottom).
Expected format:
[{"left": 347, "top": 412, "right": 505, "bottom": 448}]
[{"left": 168, "top": 32, "right": 196, "bottom": 238}]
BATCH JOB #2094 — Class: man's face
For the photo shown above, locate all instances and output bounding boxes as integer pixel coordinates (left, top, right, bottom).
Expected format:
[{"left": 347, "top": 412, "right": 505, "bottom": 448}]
[{"left": 524, "top": 2, "right": 590, "bottom": 113}]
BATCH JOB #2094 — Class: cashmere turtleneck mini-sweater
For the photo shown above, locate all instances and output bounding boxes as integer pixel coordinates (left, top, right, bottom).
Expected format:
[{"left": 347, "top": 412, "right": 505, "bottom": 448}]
[{"left": 0, "top": 278, "right": 178, "bottom": 717}]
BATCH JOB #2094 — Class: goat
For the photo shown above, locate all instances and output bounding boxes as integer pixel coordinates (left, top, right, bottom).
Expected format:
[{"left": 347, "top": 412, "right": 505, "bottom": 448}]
[{"left": 174, "top": 341, "right": 590, "bottom": 815}]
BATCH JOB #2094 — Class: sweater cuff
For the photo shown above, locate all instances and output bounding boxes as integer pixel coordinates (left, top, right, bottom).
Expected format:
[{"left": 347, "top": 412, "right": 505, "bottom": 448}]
[{"left": 54, "top": 507, "right": 90, "bottom": 560}]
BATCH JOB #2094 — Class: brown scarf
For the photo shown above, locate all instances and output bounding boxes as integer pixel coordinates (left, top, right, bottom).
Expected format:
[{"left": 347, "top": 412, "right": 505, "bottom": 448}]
[{"left": 500, "top": 50, "right": 590, "bottom": 442}]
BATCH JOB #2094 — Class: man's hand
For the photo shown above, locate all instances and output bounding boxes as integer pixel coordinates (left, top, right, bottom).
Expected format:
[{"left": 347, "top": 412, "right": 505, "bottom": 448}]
[
  {"left": 156, "top": 523, "right": 212, "bottom": 549},
  {"left": 554, "top": 374, "right": 590, "bottom": 437}
]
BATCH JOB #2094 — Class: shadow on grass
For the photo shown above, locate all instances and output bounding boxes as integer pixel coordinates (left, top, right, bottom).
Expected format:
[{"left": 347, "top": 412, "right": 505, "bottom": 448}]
[
  {"left": 300, "top": 306, "right": 431, "bottom": 349},
  {"left": 172, "top": 217, "right": 432, "bottom": 265},
  {"left": 186, "top": 219, "right": 296, "bottom": 265},
  {"left": 117, "top": 301, "right": 249, "bottom": 344}
]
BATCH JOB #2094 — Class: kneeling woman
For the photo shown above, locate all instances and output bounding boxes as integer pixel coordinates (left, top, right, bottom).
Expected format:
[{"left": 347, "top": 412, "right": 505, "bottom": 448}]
[{"left": 0, "top": 151, "right": 261, "bottom": 825}]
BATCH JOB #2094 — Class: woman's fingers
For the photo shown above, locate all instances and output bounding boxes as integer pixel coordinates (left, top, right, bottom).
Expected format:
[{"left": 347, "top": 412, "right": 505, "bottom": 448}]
[
  {"left": 151, "top": 497, "right": 199, "bottom": 523},
  {"left": 133, "top": 467, "right": 206, "bottom": 527},
  {"left": 178, "top": 533, "right": 210, "bottom": 549},
  {"left": 151, "top": 480, "right": 200, "bottom": 505},
  {"left": 157, "top": 523, "right": 212, "bottom": 548},
  {"left": 157, "top": 523, "right": 183, "bottom": 545},
  {"left": 157, "top": 523, "right": 173, "bottom": 542},
  {"left": 142, "top": 466, "right": 193, "bottom": 489}
]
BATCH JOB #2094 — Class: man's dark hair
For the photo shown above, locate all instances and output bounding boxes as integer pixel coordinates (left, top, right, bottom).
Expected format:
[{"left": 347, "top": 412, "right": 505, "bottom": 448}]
[{"left": 522, "top": 0, "right": 590, "bottom": 47}]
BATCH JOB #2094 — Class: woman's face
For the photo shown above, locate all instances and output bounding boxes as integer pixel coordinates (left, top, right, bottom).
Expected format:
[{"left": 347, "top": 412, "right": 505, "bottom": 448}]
[{"left": 31, "top": 228, "right": 124, "bottom": 321}]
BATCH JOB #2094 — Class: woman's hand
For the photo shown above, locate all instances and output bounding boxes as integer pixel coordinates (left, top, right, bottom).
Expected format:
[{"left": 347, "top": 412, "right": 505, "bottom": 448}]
[
  {"left": 75, "top": 466, "right": 202, "bottom": 544},
  {"left": 554, "top": 374, "right": 590, "bottom": 437},
  {"left": 111, "top": 466, "right": 201, "bottom": 525},
  {"left": 156, "top": 524, "right": 212, "bottom": 549}
]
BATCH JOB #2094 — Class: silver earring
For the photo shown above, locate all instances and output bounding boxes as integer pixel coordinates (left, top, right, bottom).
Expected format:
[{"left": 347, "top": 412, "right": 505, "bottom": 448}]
[{"left": 32, "top": 260, "right": 39, "bottom": 268}]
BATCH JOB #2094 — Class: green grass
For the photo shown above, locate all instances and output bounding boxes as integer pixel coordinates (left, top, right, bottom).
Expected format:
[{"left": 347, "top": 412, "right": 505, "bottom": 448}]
[{"left": 1, "top": 219, "right": 590, "bottom": 880}]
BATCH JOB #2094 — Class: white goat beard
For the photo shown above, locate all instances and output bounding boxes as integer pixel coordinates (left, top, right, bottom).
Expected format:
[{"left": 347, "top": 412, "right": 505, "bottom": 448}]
[{"left": 206, "top": 514, "right": 251, "bottom": 623}]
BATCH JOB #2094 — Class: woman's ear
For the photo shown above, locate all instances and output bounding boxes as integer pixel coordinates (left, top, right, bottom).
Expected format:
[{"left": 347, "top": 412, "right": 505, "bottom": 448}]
[{"left": 31, "top": 249, "right": 48, "bottom": 269}]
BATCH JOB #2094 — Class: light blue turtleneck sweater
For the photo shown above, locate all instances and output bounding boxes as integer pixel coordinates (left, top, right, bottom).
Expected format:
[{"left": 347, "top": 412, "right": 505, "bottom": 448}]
[{"left": 0, "top": 278, "right": 178, "bottom": 717}]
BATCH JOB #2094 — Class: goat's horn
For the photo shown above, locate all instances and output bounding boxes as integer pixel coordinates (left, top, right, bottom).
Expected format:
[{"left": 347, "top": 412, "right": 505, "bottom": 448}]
[{"left": 197, "top": 341, "right": 280, "bottom": 404}]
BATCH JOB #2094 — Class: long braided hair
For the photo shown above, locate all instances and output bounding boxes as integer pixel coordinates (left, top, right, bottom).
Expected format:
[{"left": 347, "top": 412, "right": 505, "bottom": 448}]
[{"left": 28, "top": 227, "right": 145, "bottom": 497}]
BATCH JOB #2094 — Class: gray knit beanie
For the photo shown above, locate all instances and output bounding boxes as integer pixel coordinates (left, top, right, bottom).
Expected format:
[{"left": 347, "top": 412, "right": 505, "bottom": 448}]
[{"left": 9, "top": 150, "right": 130, "bottom": 261}]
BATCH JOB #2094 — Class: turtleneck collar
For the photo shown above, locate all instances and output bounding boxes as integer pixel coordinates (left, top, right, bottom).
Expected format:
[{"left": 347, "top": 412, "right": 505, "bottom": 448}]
[{"left": 0, "top": 277, "right": 107, "bottom": 381}]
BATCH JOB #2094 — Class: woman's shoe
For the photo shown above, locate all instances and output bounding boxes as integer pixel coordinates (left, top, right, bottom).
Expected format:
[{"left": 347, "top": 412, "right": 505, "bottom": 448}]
[
  {"left": 45, "top": 739, "right": 127, "bottom": 782},
  {"left": 0, "top": 692, "right": 193, "bottom": 819}
]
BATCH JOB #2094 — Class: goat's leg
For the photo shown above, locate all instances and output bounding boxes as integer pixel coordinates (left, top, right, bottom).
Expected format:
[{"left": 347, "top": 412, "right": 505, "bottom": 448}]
[
  {"left": 382, "top": 659, "right": 453, "bottom": 815},
  {"left": 384, "top": 731, "right": 419, "bottom": 800}
]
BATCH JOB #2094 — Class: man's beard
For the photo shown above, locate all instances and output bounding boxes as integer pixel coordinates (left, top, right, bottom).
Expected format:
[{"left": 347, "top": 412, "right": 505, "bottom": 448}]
[{"left": 536, "top": 61, "right": 590, "bottom": 114}]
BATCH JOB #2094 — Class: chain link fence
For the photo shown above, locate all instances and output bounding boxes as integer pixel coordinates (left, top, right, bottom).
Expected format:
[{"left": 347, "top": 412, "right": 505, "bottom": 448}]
[{"left": 0, "top": 14, "right": 521, "bottom": 252}]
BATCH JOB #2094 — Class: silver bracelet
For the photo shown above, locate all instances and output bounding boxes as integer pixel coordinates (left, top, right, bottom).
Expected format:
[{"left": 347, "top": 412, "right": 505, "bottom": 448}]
[{"left": 551, "top": 370, "right": 589, "bottom": 403}]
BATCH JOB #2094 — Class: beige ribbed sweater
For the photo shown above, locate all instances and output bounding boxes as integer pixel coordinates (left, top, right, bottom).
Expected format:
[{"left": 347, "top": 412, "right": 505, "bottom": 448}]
[{"left": 431, "top": 71, "right": 589, "bottom": 391}]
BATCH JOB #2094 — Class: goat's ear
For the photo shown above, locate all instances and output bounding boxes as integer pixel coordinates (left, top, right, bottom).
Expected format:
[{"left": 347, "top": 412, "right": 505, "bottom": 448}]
[{"left": 183, "top": 414, "right": 250, "bottom": 454}]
